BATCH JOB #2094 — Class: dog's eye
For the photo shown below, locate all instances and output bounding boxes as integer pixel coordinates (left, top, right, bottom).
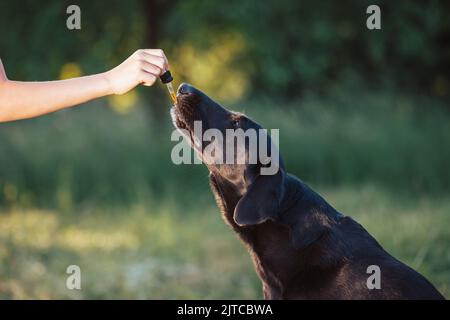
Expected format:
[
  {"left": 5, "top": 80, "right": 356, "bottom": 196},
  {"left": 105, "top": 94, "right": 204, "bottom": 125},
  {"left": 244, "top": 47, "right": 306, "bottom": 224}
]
[{"left": 232, "top": 119, "right": 240, "bottom": 128}]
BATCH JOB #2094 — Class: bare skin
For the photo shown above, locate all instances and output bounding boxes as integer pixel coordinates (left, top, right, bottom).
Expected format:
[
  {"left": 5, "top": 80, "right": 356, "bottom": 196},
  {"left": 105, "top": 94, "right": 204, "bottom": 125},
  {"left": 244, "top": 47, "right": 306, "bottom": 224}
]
[{"left": 0, "top": 49, "right": 169, "bottom": 123}]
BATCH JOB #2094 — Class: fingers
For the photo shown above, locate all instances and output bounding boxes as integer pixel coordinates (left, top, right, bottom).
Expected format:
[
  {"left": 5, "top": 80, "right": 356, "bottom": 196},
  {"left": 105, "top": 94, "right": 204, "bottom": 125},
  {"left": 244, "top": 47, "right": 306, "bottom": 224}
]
[
  {"left": 136, "top": 60, "right": 165, "bottom": 87},
  {"left": 139, "top": 71, "right": 157, "bottom": 87},
  {"left": 139, "top": 60, "right": 163, "bottom": 77},
  {"left": 142, "top": 49, "right": 170, "bottom": 72},
  {"left": 129, "top": 49, "right": 170, "bottom": 89}
]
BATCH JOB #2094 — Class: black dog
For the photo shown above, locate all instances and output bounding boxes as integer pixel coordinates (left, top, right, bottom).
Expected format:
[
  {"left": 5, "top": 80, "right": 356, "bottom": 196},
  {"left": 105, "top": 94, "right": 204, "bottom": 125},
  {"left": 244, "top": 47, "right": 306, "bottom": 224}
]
[{"left": 171, "top": 83, "right": 444, "bottom": 300}]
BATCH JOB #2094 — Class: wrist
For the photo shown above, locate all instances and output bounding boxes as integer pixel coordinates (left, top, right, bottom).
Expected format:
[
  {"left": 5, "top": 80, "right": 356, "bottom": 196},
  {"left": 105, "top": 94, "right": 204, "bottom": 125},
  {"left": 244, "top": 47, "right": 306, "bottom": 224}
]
[{"left": 100, "top": 71, "right": 115, "bottom": 96}]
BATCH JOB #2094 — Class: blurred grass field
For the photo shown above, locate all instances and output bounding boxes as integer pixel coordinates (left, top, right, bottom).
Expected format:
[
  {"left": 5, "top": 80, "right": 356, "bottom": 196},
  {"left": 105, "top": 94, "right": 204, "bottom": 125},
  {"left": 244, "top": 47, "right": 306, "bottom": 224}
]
[
  {"left": 0, "top": 187, "right": 449, "bottom": 299},
  {"left": 0, "top": 89, "right": 449, "bottom": 299}
]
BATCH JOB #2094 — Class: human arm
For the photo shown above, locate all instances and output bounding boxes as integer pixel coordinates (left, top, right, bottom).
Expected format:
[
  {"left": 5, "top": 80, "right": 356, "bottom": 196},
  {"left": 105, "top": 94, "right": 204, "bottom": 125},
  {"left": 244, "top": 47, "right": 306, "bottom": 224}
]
[{"left": 0, "top": 49, "right": 169, "bottom": 122}]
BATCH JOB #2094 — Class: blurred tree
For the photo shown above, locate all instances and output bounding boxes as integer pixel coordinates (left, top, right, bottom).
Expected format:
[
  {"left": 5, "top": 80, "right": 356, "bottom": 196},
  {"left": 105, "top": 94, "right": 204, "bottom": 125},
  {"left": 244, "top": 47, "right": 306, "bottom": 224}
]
[
  {"left": 0, "top": 0, "right": 144, "bottom": 79},
  {"left": 140, "top": 0, "right": 179, "bottom": 123},
  {"left": 0, "top": 0, "right": 448, "bottom": 102},
  {"left": 164, "top": 0, "right": 450, "bottom": 100}
]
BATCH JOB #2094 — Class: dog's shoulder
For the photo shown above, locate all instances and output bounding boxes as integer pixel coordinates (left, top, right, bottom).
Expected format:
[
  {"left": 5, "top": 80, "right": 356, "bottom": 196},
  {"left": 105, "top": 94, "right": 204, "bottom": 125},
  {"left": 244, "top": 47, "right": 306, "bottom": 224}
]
[
  {"left": 280, "top": 173, "right": 386, "bottom": 257},
  {"left": 281, "top": 174, "right": 444, "bottom": 299}
]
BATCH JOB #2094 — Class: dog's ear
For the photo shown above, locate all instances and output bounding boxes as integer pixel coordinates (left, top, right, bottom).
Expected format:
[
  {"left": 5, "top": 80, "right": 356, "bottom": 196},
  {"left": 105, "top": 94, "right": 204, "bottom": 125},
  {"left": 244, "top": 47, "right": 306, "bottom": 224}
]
[{"left": 233, "top": 169, "right": 285, "bottom": 226}]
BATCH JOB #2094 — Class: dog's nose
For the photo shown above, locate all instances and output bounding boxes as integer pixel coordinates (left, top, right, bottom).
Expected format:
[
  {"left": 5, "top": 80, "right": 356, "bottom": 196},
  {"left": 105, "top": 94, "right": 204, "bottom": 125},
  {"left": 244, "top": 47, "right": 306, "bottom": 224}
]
[{"left": 178, "top": 83, "right": 196, "bottom": 95}]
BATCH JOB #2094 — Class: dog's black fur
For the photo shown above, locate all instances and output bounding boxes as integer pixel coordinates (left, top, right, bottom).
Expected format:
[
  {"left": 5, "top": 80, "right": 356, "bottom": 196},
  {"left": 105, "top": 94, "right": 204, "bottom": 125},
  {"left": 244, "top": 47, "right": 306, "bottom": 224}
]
[{"left": 171, "top": 83, "right": 444, "bottom": 300}]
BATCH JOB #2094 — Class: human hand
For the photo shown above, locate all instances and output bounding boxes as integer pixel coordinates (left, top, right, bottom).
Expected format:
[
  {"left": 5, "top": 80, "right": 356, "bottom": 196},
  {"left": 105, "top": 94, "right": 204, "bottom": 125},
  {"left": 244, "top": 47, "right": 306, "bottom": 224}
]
[{"left": 104, "top": 49, "right": 169, "bottom": 95}]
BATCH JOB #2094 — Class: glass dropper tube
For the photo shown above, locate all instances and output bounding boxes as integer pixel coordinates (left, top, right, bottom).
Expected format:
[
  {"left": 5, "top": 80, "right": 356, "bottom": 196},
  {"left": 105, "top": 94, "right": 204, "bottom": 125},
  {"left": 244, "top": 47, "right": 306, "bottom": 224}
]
[
  {"left": 166, "top": 82, "right": 177, "bottom": 104},
  {"left": 160, "top": 70, "right": 176, "bottom": 104}
]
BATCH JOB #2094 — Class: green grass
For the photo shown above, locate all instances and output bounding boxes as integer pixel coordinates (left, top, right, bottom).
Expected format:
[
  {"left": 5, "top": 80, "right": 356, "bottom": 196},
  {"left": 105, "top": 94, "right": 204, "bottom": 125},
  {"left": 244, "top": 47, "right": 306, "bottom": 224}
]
[
  {"left": 0, "top": 186, "right": 448, "bottom": 299},
  {"left": 0, "top": 89, "right": 449, "bottom": 299}
]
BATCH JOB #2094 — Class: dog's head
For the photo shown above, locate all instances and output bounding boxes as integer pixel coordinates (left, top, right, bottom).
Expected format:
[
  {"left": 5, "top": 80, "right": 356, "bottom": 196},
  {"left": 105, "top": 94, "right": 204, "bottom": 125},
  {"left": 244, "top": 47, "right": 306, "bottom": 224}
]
[{"left": 171, "top": 83, "right": 286, "bottom": 227}]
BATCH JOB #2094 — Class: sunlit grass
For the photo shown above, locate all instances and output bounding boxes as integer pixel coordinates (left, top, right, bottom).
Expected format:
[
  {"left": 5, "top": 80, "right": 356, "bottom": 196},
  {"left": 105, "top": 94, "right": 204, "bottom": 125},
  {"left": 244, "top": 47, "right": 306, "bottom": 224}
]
[{"left": 0, "top": 186, "right": 448, "bottom": 299}]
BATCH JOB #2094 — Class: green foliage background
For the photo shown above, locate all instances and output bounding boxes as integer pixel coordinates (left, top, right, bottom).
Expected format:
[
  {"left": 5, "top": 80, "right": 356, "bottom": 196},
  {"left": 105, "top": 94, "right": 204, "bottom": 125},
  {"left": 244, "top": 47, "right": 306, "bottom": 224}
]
[
  {"left": 1, "top": 0, "right": 450, "bottom": 96},
  {"left": 0, "top": 0, "right": 449, "bottom": 299}
]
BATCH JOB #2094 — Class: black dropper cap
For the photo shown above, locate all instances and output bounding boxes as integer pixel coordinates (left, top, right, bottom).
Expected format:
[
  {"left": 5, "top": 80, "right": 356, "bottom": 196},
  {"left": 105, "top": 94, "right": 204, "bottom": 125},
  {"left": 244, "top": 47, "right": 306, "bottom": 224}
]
[{"left": 160, "top": 70, "right": 173, "bottom": 84}]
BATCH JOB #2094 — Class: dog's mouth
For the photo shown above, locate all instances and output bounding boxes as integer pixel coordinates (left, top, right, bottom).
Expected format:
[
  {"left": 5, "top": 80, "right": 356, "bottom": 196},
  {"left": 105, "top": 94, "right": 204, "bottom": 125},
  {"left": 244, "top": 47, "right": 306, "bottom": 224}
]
[
  {"left": 171, "top": 85, "right": 200, "bottom": 131},
  {"left": 170, "top": 84, "right": 203, "bottom": 150},
  {"left": 171, "top": 104, "right": 193, "bottom": 132}
]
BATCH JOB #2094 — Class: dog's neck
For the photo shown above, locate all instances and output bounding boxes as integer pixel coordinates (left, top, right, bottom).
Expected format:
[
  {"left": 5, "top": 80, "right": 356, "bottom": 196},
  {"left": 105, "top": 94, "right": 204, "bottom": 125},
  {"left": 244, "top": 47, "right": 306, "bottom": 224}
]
[
  {"left": 209, "top": 173, "right": 344, "bottom": 298},
  {"left": 210, "top": 171, "right": 346, "bottom": 299}
]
